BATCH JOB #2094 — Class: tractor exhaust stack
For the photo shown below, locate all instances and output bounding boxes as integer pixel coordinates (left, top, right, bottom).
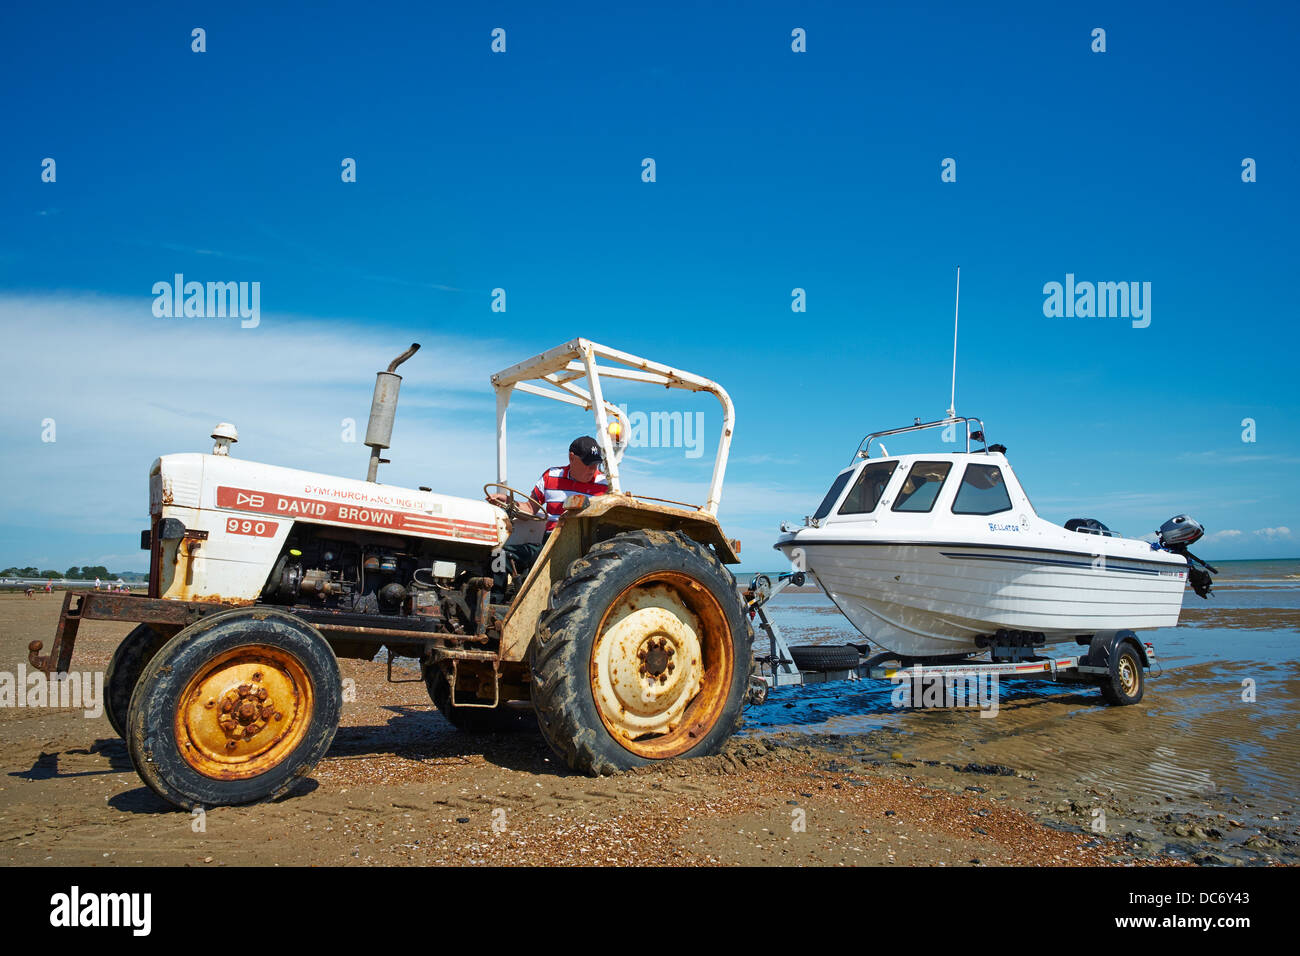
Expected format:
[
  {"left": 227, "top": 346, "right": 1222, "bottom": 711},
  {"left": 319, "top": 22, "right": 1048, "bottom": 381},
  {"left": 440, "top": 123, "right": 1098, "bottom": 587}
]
[{"left": 364, "top": 343, "right": 420, "bottom": 482}]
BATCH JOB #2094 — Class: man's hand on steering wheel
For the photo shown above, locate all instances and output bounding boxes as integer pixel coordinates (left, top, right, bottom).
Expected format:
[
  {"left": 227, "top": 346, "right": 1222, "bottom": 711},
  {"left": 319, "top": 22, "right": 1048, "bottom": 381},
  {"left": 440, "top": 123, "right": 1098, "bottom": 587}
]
[{"left": 483, "top": 482, "right": 540, "bottom": 522}]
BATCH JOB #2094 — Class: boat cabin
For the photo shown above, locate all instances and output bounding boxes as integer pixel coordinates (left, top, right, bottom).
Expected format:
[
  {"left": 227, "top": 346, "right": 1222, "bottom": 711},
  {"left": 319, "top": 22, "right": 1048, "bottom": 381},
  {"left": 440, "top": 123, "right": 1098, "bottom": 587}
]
[
  {"left": 808, "top": 449, "right": 1031, "bottom": 530},
  {"left": 803, "top": 416, "right": 1039, "bottom": 533}
]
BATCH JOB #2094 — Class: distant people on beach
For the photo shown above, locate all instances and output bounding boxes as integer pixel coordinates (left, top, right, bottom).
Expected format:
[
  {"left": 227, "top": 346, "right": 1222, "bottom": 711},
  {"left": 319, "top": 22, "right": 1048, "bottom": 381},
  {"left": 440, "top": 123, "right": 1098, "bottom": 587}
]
[{"left": 25, "top": 586, "right": 36, "bottom": 598}]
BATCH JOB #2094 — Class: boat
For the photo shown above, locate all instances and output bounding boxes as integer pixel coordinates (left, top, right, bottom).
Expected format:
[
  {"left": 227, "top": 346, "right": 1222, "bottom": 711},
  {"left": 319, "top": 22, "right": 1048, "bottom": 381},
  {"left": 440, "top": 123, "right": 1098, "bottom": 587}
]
[{"left": 773, "top": 416, "right": 1217, "bottom": 658}]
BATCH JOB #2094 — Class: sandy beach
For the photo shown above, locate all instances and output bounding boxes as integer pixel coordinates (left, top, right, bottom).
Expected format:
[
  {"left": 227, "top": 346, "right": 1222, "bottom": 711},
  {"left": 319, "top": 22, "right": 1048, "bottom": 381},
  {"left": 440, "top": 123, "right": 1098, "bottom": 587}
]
[{"left": 1, "top": 589, "right": 1295, "bottom": 867}]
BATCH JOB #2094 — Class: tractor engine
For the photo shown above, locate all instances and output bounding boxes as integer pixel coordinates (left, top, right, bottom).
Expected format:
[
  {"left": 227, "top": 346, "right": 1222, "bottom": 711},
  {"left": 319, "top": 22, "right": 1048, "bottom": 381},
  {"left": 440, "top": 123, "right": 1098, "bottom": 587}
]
[
  {"left": 258, "top": 526, "right": 494, "bottom": 633},
  {"left": 144, "top": 446, "right": 507, "bottom": 633}
]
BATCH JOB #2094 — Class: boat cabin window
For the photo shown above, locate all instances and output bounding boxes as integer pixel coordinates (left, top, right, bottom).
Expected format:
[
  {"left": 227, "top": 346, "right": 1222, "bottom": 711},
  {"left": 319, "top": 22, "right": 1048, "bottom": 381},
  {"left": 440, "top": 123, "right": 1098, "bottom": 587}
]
[
  {"left": 838, "top": 460, "right": 898, "bottom": 515},
  {"left": 812, "top": 470, "right": 855, "bottom": 520},
  {"left": 951, "top": 463, "right": 1013, "bottom": 515},
  {"left": 891, "top": 461, "right": 952, "bottom": 513}
]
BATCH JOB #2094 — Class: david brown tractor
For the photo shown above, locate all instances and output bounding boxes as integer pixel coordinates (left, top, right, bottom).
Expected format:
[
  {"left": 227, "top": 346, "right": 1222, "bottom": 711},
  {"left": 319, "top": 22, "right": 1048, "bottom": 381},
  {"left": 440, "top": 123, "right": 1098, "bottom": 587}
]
[{"left": 29, "top": 339, "right": 755, "bottom": 808}]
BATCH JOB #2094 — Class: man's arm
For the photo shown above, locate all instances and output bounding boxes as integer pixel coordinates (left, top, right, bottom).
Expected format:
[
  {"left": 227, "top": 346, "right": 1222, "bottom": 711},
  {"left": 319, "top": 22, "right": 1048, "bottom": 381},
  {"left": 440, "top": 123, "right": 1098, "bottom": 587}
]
[
  {"left": 527, "top": 479, "right": 546, "bottom": 516},
  {"left": 486, "top": 487, "right": 542, "bottom": 516}
]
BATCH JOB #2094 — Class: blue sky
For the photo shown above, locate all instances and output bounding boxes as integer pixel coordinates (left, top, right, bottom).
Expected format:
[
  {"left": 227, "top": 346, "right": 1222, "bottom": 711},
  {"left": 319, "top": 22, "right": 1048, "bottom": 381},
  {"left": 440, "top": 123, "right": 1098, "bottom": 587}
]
[{"left": 1, "top": 0, "right": 1298, "bottom": 572}]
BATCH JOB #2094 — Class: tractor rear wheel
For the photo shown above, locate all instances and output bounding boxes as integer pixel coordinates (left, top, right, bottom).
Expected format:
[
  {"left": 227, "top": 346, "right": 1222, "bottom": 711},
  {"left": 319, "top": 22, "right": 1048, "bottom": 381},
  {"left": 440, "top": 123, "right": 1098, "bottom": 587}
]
[
  {"left": 105, "top": 624, "right": 169, "bottom": 738},
  {"left": 125, "top": 609, "right": 341, "bottom": 808},
  {"left": 530, "top": 529, "right": 754, "bottom": 775}
]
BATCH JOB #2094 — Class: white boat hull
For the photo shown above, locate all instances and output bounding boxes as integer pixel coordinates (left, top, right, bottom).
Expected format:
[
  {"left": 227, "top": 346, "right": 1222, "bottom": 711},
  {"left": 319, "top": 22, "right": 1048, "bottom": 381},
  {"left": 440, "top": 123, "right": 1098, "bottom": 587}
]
[{"left": 777, "top": 539, "right": 1188, "bottom": 657}]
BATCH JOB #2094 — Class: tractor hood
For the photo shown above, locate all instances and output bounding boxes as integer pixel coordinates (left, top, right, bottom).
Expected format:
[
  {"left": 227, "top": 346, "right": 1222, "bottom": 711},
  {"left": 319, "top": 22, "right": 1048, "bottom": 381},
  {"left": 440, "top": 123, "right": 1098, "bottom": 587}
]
[{"left": 151, "top": 453, "right": 505, "bottom": 547}]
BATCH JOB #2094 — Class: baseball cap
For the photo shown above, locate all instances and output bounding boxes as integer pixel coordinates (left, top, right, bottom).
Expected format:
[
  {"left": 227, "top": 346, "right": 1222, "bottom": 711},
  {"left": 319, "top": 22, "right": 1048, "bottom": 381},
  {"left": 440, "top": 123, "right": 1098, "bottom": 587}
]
[{"left": 569, "top": 436, "right": 603, "bottom": 465}]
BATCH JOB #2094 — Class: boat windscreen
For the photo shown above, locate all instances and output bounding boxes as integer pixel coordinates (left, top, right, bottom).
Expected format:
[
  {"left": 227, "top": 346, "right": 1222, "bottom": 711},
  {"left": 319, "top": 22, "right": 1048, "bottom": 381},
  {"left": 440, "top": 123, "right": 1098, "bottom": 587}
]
[
  {"left": 838, "top": 460, "right": 899, "bottom": 515},
  {"left": 952, "top": 463, "right": 1013, "bottom": 515},
  {"left": 812, "top": 470, "right": 854, "bottom": 520},
  {"left": 892, "top": 461, "right": 953, "bottom": 513}
]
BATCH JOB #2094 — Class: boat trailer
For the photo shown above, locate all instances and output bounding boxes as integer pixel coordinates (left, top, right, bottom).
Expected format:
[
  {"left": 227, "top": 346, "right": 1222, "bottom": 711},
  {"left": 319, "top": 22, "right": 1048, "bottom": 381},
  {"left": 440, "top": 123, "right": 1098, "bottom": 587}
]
[{"left": 744, "top": 573, "right": 1158, "bottom": 707}]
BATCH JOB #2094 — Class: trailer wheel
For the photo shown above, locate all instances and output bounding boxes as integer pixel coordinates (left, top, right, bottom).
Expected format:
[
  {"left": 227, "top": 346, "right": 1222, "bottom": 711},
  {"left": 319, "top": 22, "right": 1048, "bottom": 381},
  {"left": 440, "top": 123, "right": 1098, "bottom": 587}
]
[
  {"left": 125, "top": 610, "right": 341, "bottom": 808},
  {"left": 1098, "top": 642, "right": 1144, "bottom": 706},
  {"left": 424, "top": 666, "right": 529, "bottom": 732},
  {"left": 105, "top": 624, "right": 169, "bottom": 738},
  {"left": 530, "top": 529, "right": 754, "bottom": 775},
  {"left": 789, "top": 643, "right": 862, "bottom": 672}
]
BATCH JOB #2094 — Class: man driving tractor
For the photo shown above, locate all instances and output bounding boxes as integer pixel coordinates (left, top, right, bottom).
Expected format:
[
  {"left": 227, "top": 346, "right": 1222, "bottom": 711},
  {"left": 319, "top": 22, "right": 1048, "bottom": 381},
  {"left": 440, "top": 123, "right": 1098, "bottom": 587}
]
[
  {"left": 488, "top": 435, "right": 610, "bottom": 594},
  {"left": 524, "top": 435, "right": 610, "bottom": 529}
]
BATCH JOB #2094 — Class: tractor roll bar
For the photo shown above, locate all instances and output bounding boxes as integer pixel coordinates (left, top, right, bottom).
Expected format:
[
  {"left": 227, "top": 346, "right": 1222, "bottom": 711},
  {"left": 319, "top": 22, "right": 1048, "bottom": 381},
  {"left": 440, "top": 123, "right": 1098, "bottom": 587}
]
[{"left": 490, "top": 338, "right": 735, "bottom": 515}]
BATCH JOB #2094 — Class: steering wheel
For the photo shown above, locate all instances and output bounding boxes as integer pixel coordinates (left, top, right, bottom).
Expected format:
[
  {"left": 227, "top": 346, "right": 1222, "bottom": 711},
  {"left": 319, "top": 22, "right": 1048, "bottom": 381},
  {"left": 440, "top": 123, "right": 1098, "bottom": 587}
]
[{"left": 483, "top": 483, "right": 541, "bottom": 522}]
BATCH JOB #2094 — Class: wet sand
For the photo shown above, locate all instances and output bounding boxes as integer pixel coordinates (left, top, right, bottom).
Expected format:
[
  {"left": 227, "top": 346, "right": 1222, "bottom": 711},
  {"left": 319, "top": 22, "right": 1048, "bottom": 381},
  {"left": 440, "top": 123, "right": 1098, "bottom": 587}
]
[
  {"left": 752, "top": 582, "right": 1300, "bottom": 866},
  {"left": 0, "top": 592, "right": 1294, "bottom": 866}
]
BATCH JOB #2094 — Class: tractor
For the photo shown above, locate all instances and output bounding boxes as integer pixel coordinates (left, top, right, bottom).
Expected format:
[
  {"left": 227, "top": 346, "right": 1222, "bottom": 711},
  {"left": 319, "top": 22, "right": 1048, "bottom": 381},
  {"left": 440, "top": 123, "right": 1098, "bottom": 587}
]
[{"left": 29, "top": 339, "right": 755, "bottom": 808}]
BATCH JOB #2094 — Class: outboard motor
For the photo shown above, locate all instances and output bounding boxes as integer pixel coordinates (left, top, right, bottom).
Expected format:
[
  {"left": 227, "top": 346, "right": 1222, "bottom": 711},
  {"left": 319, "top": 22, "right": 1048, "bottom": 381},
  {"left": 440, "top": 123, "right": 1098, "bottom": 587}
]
[
  {"left": 1157, "top": 515, "right": 1218, "bottom": 599},
  {"left": 1158, "top": 515, "right": 1204, "bottom": 548}
]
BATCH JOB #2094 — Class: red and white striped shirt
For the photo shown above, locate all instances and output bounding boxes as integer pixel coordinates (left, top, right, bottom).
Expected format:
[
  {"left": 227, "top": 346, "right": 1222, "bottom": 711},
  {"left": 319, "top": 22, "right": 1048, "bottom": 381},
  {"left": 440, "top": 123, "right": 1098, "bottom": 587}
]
[{"left": 531, "top": 466, "right": 609, "bottom": 533}]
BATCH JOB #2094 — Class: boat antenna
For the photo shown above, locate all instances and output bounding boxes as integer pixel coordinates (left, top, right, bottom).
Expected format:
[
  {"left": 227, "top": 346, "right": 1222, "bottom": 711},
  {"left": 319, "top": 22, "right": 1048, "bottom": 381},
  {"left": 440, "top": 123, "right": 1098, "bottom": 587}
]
[{"left": 947, "top": 266, "right": 960, "bottom": 420}]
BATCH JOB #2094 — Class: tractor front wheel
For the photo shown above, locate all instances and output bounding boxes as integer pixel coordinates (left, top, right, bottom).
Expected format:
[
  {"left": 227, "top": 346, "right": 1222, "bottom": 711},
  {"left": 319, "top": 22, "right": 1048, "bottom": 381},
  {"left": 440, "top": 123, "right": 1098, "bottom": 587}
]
[{"left": 125, "top": 609, "right": 341, "bottom": 808}]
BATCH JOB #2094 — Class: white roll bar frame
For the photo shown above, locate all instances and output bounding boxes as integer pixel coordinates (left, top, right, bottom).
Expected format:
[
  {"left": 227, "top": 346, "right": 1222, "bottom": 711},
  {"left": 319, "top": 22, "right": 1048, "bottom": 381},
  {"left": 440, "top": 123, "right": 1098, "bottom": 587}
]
[{"left": 490, "top": 338, "right": 735, "bottom": 515}]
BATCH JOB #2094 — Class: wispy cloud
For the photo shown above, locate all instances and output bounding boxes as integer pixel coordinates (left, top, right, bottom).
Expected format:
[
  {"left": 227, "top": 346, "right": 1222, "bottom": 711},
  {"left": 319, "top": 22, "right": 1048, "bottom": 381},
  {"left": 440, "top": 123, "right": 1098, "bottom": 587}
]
[
  {"left": 0, "top": 293, "right": 566, "bottom": 547},
  {"left": 734, "top": 453, "right": 801, "bottom": 466},
  {"left": 130, "top": 239, "right": 463, "bottom": 292},
  {"left": 147, "top": 240, "right": 266, "bottom": 264},
  {"left": 1212, "top": 526, "right": 1294, "bottom": 541},
  {"left": 1177, "top": 451, "right": 1300, "bottom": 465}
]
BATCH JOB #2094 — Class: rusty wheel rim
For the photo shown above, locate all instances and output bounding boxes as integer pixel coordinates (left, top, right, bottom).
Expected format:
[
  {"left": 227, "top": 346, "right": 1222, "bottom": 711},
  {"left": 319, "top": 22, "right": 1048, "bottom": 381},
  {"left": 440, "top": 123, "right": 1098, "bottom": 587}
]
[
  {"left": 174, "top": 645, "right": 314, "bottom": 780},
  {"left": 1117, "top": 654, "right": 1139, "bottom": 697},
  {"left": 589, "top": 571, "right": 733, "bottom": 759}
]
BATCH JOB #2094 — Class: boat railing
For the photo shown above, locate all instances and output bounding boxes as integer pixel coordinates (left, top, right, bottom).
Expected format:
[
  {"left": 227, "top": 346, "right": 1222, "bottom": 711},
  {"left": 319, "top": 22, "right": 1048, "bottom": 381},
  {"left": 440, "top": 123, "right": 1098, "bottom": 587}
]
[
  {"left": 1067, "top": 523, "right": 1118, "bottom": 537},
  {"left": 853, "top": 416, "right": 987, "bottom": 461}
]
